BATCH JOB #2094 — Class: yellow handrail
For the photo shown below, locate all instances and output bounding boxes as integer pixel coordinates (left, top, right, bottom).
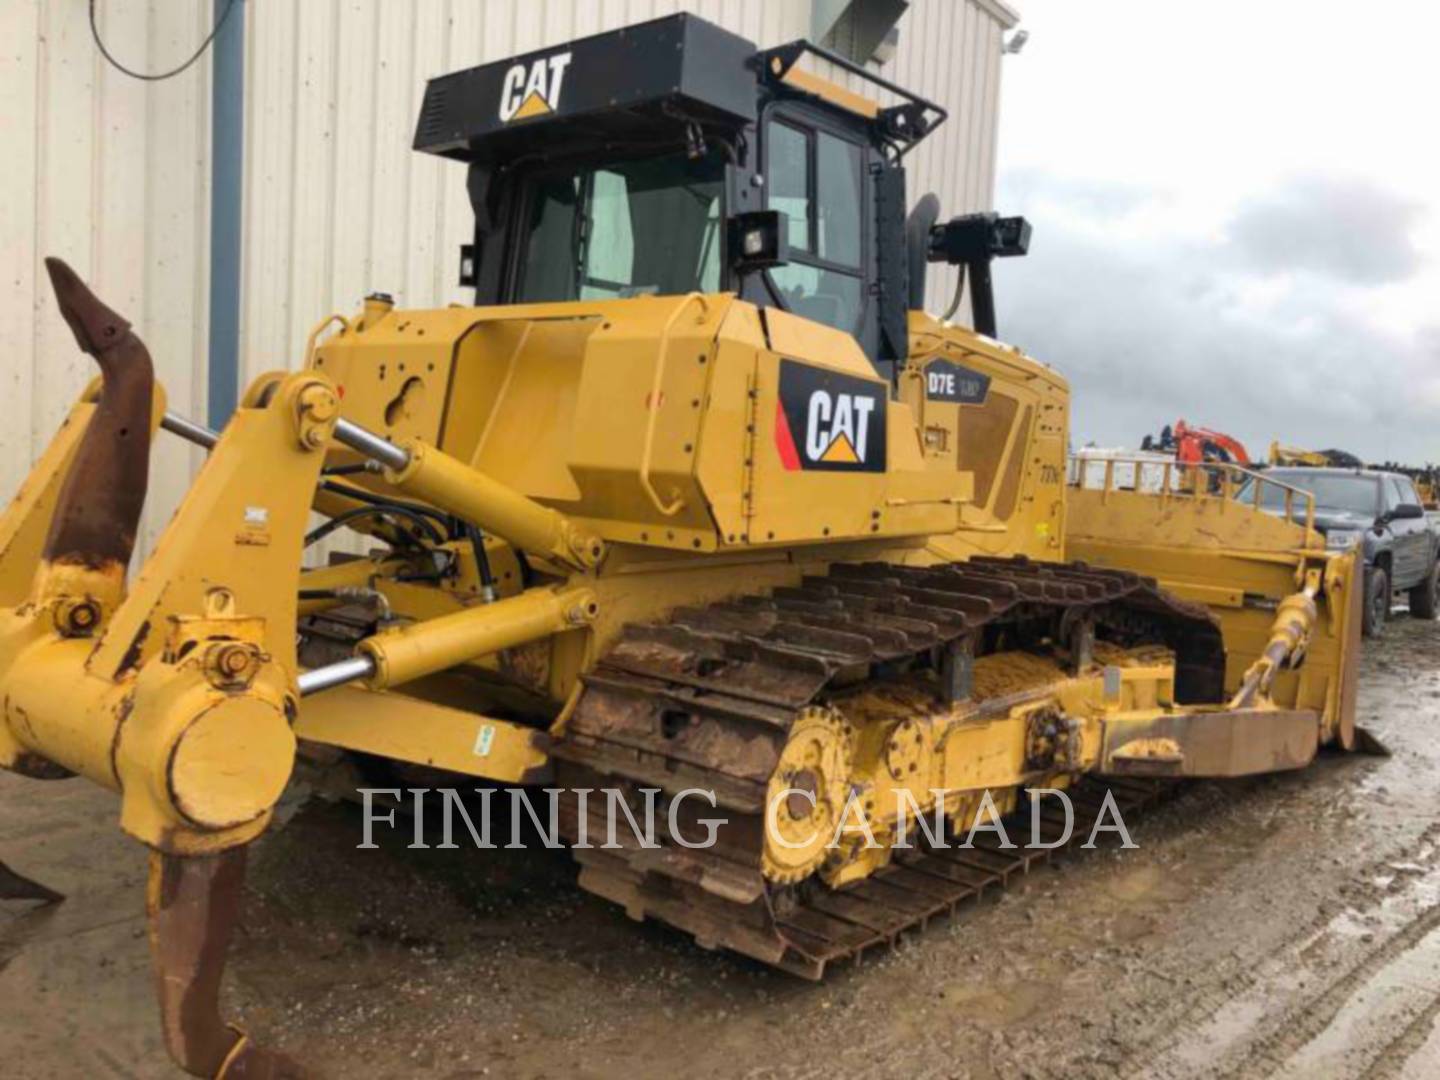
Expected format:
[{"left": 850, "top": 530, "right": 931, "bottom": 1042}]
[
  {"left": 1068, "top": 454, "right": 1318, "bottom": 535},
  {"left": 304, "top": 313, "right": 350, "bottom": 367},
  {"left": 637, "top": 293, "right": 709, "bottom": 517}
]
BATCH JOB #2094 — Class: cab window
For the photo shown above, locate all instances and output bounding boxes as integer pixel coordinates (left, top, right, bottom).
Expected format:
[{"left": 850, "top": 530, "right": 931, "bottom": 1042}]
[
  {"left": 817, "top": 133, "right": 862, "bottom": 265},
  {"left": 517, "top": 151, "right": 723, "bottom": 302},
  {"left": 768, "top": 122, "right": 811, "bottom": 251},
  {"left": 765, "top": 119, "right": 866, "bottom": 334}
]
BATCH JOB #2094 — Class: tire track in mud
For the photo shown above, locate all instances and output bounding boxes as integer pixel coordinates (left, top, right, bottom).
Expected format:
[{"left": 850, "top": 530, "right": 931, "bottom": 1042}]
[
  {"left": 1120, "top": 818, "right": 1440, "bottom": 1079},
  {"left": 1359, "top": 989, "right": 1440, "bottom": 1079},
  {"left": 1247, "top": 901, "right": 1440, "bottom": 1077},
  {"left": 1096, "top": 785, "right": 1359, "bottom": 1071}
]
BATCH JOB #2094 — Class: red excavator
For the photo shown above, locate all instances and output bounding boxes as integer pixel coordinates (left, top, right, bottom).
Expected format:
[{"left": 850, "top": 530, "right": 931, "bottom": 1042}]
[{"left": 1141, "top": 420, "right": 1252, "bottom": 467}]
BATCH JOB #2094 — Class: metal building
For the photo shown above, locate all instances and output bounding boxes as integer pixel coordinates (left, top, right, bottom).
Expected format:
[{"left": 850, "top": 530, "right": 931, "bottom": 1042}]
[{"left": 1, "top": 0, "right": 1019, "bottom": 551}]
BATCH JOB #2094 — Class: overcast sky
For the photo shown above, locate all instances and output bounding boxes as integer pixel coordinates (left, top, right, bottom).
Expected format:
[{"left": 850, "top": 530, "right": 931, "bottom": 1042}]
[{"left": 991, "top": 0, "right": 1440, "bottom": 466}]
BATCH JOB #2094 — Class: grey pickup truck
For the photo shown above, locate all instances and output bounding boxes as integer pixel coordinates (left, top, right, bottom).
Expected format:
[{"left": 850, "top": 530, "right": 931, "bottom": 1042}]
[{"left": 1239, "top": 467, "right": 1440, "bottom": 637}]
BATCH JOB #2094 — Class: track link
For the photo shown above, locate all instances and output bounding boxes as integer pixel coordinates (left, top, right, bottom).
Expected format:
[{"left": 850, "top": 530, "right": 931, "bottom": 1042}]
[{"left": 553, "top": 556, "right": 1217, "bottom": 977}]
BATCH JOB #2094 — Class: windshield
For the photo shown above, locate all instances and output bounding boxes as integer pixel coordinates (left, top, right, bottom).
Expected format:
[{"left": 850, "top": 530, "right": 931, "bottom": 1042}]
[
  {"left": 1237, "top": 472, "right": 1380, "bottom": 516},
  {"left": 516, "top": 152, "right": 723, "bottom": 302}
]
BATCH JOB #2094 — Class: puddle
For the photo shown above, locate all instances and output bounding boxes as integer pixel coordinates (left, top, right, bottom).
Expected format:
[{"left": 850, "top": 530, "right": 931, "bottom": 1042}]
[
  {"left": 941, "top": 979, "right": 1054, "bottom": 1027},
  {"left": 1104, "top": 863, "right": 1190, "bottom": 904}
]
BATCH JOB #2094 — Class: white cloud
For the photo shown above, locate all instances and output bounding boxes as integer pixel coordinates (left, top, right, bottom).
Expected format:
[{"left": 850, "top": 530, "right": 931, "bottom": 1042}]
[{"left": 991, "top": 0, "right": 1440, "bottom": 464}]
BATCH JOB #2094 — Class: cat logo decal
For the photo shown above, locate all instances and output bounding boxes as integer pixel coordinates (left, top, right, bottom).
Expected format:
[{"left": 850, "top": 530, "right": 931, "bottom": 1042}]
[
  {"left": 498, "top": 51, "right": 573, "bottom": 123},
  {"left": 774, "top": 360, "right": 887, "bottom": 473}
]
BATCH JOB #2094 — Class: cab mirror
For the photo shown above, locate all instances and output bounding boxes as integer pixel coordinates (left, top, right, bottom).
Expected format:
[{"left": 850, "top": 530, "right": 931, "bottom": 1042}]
[
  {"left": 729, "top": 210, "right": 789, "bottom": 274},
  {"left": 1393, "top": 503, "right": 1426, "bottom": 521}
]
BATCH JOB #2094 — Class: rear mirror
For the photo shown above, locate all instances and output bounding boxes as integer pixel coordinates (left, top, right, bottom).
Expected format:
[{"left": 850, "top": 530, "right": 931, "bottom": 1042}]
[
  {"left": 729, "top": 210, "right": 789, "bottom": 274},
  {"left": 1376, "top": 503, "right": 1425, "bottom": 529}
]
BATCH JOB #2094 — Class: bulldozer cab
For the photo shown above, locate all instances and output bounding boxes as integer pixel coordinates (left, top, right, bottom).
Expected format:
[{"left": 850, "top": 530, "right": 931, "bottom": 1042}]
[{"left": 414, "top": 13, "right": 940, "bottom": 380}]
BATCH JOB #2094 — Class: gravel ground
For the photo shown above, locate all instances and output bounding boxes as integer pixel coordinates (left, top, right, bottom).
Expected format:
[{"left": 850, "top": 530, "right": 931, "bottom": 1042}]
[{"left": 2, "top": 617, "right": 1438, "bottom": 1079}]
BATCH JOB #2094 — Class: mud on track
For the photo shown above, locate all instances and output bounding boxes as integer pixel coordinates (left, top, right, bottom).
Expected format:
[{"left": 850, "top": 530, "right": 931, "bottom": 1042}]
[{"left": 1, "top": 618, "right": 1438, "bottom": 1078}]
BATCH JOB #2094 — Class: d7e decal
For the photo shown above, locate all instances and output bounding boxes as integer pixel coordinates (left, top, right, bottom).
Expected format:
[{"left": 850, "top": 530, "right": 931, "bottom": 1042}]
[{"left": 923, "top": 359, "right": 991, "bottom": 405}]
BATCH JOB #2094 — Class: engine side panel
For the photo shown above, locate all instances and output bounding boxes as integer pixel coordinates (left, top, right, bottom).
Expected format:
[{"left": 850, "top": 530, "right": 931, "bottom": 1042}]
[
  {"left": 311, "top": 297, "right": 978, "bottom": 556},
  {"left": 899, "top": 313, "right": 1070, "bottom": 565}
]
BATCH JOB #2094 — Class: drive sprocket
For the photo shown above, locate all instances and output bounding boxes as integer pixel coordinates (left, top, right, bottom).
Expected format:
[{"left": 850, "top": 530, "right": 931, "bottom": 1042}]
[{"left": 761, "top": 707, "right": 852, "bottom": 885}]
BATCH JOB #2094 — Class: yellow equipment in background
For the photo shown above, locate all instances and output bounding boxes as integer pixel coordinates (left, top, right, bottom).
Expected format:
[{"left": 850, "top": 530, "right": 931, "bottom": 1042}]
[
  {"left": 1268, "top": 441, "right": 1364, "bottom": 470},
  {"left": 1268, "top": 441, "right": 1437, "bottom": 507},
  {"left": 1271, "top": 442, "right": 1340, "bottom": 468},
  {"left": 0, "top": 15, "right": 1368, "bottom": 1076}
]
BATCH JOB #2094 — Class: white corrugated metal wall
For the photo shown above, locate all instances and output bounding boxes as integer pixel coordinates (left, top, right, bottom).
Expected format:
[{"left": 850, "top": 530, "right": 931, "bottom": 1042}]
[
  {"left": 241, "top": 0, "right": 1015, "bottom": 387},
  {"left": 3, "top": 0, "right": 1016, "bottom": 547},
  {"left": 1, "top": 0, "right": 214, "bottom": 552}
]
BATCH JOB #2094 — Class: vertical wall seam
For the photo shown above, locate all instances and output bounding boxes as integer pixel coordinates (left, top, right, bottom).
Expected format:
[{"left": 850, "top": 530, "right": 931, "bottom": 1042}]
[
  {"left": 196, "top": 4, "right": 213, "bottom": 416},
  {"left": 363, "top": 2, "right": 382, "bottom": 289},
  {"left": 191, "top": 3, "right": 202, "bottom": 409},
  {"left": 235, "top": 0, "right": 256, "bottom": 391},
  {"left": 954, "top": 2, "right": 970, "bottom": 213},
  {"left": 399, "top": 6, "right": 418, "bottom": 302},
  {"left": 89, "top": 0, "right": 103, "bottom": 285},
  {"left": 433, "top": 0, "right": 455, "bottom": 304},
  {"left": 976, "top": 17, "right": 992, "bottom": 207},
  {"left": 983, "top": 21, "right": 1003, "bottom": 207},
  {"left": 323, "top": 0, "right": 342, "bottom": 313},
  {"left": 282, "top": 0, "right": 303, "bottom": 358},
  {"left": 29, "top": 0, "right": 50, "bottom": 457}
]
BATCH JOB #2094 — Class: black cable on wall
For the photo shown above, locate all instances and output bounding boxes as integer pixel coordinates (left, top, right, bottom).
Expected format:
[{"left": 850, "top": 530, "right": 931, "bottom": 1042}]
[{"left": 89, "top": 0, "right": 240, "bottom": 82}]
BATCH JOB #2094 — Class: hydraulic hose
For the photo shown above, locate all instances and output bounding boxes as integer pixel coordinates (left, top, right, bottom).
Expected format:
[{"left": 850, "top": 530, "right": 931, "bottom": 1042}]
[{"left": 304, "top": 506, "right": 443, "bottom": 550}]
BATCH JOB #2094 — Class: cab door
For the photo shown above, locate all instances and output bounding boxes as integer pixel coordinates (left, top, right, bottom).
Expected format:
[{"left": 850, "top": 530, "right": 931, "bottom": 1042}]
[
  {"left": 760, "top": 105, "right": 877, "bottom": 365},
  {"left": 1386, "top": 476, "right": 1425, "bottom": 587}
]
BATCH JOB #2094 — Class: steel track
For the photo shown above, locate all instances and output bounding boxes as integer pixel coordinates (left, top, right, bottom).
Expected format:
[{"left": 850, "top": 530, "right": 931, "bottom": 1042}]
[{"left": 553, "top": 555, "right": 1214, "bottom": 977}]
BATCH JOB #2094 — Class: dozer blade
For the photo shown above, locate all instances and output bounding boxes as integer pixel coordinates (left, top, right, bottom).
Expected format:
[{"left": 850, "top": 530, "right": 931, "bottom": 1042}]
[
  {"left": 1065, "top": 460, "right": 1369, "bottom": 753},
  {"left": 149, "top": 849, "right": 305, "bottom": 1078},
  {"left": 1354, "top": 725, "right": 1391, "bottom": 757}
]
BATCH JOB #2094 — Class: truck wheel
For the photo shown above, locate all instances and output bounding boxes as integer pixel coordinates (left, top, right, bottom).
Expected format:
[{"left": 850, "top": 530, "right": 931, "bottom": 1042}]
[
  {"left": 1363, "top": 568, "right": 1389, "bottom": 638},
  {"left": 1410, "top": 563, "right": 1439, "bottom": 620}
]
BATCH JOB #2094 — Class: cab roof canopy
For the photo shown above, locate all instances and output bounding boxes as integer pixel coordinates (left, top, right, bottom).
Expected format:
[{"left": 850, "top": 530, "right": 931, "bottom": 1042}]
[
  {"left": 413, "top": 12, "right": 944, "bottom": 165},
  {"left": 413, "top": 15, "right": 757, "bottom": 165}
]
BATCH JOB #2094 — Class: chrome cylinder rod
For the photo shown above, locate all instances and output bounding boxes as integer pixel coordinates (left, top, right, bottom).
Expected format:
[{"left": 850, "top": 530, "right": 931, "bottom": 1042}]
[
  {"left": 162, "top": 411, "right": 219, "bottom": 449},
  {"left": 297, "top": 654, "right": 376, "bottom": 697},
  {"left": 333, "top": 418, "right": 410, "bottom": 472}
]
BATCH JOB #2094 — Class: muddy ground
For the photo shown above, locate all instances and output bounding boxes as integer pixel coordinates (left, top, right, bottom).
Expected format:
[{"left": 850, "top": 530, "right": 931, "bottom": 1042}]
[{"left": 3, "top": 617, "right": 1439, "bottom": 1079}]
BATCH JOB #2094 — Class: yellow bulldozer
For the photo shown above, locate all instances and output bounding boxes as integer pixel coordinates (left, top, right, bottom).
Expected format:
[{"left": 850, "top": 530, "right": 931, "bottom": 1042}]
[
  {"left": 1269, "top": 441, "right": 1363, "bottom": 469},
  {"left": 0, "top": 15, "right": 1367, "bottom": 1077}
]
